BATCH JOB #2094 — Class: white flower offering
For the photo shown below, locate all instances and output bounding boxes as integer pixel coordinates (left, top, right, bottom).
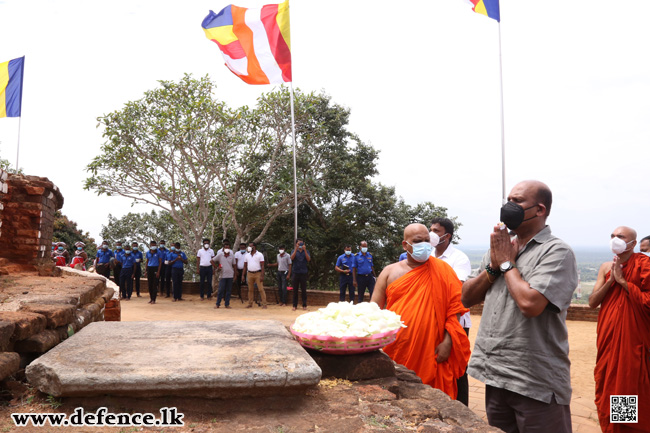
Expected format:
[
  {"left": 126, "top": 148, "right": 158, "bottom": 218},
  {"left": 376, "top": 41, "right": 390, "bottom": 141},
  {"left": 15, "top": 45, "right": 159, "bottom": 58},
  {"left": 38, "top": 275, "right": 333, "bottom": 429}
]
[{"left": 292, "top": 301, "right": 406, "bottom": 338}]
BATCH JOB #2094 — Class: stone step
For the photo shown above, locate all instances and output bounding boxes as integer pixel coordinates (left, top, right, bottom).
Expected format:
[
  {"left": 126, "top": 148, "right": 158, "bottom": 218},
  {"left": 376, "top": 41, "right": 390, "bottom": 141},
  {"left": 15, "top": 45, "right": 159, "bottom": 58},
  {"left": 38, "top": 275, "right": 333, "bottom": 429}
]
[{"left": 26, "top": 320, "right": 322, "bottom": 398}]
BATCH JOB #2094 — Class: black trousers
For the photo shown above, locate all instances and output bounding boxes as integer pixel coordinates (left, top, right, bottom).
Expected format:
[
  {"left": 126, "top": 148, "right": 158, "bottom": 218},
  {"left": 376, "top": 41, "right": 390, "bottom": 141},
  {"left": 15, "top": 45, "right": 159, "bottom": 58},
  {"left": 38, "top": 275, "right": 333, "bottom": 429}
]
[
  {"left": 339, "top": 275, "right": 354, "bottom": 302},
  {"left": 147, "top": 266, "right": 158, "bottom": 302},
  {"left": 292, "top": 273, "right": 308, "bottom": 308},
  {"left": 119, "top": 268, "right": 133, "bottom": 299},
  {"left": 165, "top": 266, "right": 173, "bottom": 296},
  {"left": 233, "top": 270, "right": 246, "bottom": 301},
  {"left": 456, "top": 327, "right": 470, "bottom": 406},
  {"left": 356, "top": 274, "right": 375, "bottom": 303},
  {"left": 113, "top": 263, "right": 122, "bottom": 286},
  {"left": 199, "top": 266, "right": 213, "bottom": 298},
  {"left": 159, "top": 263, "right": 168, "bottom": 295},
  {"left": 97, "top": 263, "right": 111, "bottom": 279},
  {"left": 134, "top": 263, "right": 142, "bottom": 295},
  {"left": 171, "top": 267, "right": 184, "bottom": 300}
]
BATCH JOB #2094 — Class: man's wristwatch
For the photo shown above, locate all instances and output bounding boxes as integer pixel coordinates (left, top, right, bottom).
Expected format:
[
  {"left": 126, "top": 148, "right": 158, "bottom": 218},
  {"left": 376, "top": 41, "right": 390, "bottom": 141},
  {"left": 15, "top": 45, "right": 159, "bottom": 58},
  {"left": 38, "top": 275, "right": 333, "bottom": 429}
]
[{"left": 499, "top": 261, "right": 515, "bottom": 273}]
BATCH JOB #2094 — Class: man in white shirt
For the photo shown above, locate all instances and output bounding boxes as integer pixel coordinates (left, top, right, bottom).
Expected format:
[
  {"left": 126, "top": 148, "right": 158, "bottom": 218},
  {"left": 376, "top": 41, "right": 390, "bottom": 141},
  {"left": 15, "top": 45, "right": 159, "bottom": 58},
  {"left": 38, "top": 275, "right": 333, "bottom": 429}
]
[
  {"left": 243, "top": 242, "right": 267, "bottom": 309},
  {"left": 197, "top": 238, "right": 215, "bottom": 301},
  {"left": 430, "top": 217, "right": 472, "bottom": 406}
]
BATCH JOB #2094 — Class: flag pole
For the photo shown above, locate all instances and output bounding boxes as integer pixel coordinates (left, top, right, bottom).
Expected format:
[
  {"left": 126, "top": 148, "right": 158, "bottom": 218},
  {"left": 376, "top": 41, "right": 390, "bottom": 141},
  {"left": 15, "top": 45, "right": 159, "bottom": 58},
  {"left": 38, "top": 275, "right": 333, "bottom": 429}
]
[
  {"left": 15, "top": 116, "right": 21, "bottom": 174},
  {"left": 289, "top": 82, "right": 298, "bottom": 242},
  {"left": 497, "top": 22, "right": 506, "bottom": 204}
]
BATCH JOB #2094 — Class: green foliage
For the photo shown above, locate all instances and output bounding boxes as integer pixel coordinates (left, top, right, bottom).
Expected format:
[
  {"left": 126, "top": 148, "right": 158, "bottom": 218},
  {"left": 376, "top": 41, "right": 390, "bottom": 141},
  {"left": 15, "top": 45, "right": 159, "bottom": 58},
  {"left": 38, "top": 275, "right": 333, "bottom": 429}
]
[
  {"left": 53, "top": 211, "right": 97, "bottom": 262},
  {"left": 91, "top": 75, "right": 463, "bottom": 287},
  {"left": 44, "top": 395, "right": 62, "bottom": 409}
]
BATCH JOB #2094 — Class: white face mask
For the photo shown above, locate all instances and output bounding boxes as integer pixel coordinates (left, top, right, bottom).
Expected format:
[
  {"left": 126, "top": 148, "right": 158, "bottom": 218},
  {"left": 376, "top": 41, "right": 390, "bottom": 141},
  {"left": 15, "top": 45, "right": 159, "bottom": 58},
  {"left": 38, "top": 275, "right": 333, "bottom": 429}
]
[
  {"left": 247, "top": 246, "right": 252, "bottom": 253},
  {"left": 279, "top": 249, "right": 285, "bottom": 254},
  {"left": 224, "top": 248, "right": 231, "bottom": 254},
  {"left": 429, "top": 232, "right": 440, "bottom": 247},
  {"left": 204, "top": 244, "right": 210, "bottom": 249},
  {"left": 610, "top": 237, "right": 634, "bottom": 255}
]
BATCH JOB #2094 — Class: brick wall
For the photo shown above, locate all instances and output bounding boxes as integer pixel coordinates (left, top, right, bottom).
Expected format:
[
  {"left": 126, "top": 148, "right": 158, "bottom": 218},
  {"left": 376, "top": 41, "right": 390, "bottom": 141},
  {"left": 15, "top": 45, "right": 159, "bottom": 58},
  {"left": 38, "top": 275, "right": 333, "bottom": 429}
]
[{"left": 0, "top": 173, "right": 64, "bottom": 271}]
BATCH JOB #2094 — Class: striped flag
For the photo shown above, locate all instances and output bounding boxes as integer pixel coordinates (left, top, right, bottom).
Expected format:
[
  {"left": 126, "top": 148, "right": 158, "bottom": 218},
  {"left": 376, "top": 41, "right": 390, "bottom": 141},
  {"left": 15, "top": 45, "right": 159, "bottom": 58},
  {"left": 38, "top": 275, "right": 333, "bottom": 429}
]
[
  {"left": 465, "top": 0, "right": 500, "bottom": 22},
  {"left": 0, "top": 56, "right": 25, "bottom": 118},
  {"left": 202, "top": 1, "right": 291, "bottom": 85}
]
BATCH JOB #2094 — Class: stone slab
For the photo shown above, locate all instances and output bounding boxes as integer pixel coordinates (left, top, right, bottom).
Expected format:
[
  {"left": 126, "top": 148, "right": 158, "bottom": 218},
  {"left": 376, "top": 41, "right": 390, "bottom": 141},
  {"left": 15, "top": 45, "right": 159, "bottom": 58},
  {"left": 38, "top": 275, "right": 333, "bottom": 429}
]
[
  {"left": 0, "top": 352, "right": 20, "bottom": 381},
  {"left": 0, "top": 320, "right": 16, "bottom": 351},
  {"left": 26, "top": 320, "right": 322, "bottom": 398},
  {"left": 0, "top": 311, "right": 47, "bottom": 341},
  {"left": 19, "top": 304, "right": 76, "bottom": 328}
]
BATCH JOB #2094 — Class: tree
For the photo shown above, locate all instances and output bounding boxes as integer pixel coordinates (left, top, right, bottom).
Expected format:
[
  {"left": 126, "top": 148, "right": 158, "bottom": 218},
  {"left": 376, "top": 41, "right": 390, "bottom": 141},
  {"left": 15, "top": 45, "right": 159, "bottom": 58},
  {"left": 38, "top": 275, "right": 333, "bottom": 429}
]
[
  {"left": 53, "top": 211, "right": 97, "bottom": 261},
  {"left": 85, "top": 75, "right": 372, "bottom": 253},
  {"left": 85, "top": 74, "right": 240, "bottom": 253},
  {"left": 99, "top": 210, "right": 183, "bottom": 248}
]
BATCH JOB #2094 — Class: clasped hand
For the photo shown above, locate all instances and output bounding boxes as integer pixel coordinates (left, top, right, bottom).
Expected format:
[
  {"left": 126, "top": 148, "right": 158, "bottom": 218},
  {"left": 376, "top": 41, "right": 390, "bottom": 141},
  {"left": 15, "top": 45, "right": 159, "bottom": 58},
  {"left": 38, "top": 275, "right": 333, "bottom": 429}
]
[{"left": 490, "top": 225, "right": 518, "bottom": 266}]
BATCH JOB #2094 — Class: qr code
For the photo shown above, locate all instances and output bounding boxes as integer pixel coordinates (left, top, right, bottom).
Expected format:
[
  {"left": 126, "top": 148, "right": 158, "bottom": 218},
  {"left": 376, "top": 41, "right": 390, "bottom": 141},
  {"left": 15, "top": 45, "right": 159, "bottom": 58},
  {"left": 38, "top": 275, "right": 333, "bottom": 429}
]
[{"left": 610, "top": 395, "right": 638, "bottom": 423}]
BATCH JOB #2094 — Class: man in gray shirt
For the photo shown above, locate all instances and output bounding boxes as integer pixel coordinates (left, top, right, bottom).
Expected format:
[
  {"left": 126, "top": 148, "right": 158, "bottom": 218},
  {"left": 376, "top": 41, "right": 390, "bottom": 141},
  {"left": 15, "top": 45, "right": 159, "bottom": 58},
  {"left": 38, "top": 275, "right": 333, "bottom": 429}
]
[
  {"left": 212, "top": 241, "right": 236, "bottom": 309},
  {"left": 462, "top": 180, "right": 578, "bottom": 433},
  {"left": 267, "top": 245, "right": 292, "bottom": 306}
]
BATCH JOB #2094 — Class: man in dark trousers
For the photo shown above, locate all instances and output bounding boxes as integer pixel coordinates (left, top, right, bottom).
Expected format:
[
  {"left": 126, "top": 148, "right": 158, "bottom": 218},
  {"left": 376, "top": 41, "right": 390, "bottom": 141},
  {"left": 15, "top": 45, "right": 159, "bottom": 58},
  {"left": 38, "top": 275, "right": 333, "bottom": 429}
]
[
  {"left": 353, "top": 241, "right": 376, "bottom": 303},
  {"left": 116, "top": 244, "right": 136, "bottom": 300},
  {"left": 131, "top": 241, "right": 143, "bottom": 297},
  {"left": 335, "top": 245, "right": 355, "bottom": 302},
  {"left": 168, "top": 242, "right": 188, "bottom": 302},
  {"left": 146, "top": 240, "right": 162, "bottom": 304},
  {"left": 290, "top": 238, "right": 310, "bottom": 311}
]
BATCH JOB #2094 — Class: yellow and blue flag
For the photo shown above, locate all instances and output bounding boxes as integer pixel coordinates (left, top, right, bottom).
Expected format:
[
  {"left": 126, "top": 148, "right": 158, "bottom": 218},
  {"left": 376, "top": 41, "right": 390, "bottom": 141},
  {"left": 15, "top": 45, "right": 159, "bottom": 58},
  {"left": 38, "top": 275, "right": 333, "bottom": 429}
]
[
  {"left": 0, "top": 56, "right": 24, "bottom": 118},
  {"left": 465, "top": 0, "right": 500, "bottom": 22}
]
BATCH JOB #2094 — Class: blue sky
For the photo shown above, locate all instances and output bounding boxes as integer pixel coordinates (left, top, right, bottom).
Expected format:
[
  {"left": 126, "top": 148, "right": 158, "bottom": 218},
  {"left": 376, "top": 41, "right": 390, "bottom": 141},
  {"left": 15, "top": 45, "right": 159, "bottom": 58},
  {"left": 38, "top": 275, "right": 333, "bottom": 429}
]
[{"left": 1, "top": 0, "right": 649, "bottom": 249}]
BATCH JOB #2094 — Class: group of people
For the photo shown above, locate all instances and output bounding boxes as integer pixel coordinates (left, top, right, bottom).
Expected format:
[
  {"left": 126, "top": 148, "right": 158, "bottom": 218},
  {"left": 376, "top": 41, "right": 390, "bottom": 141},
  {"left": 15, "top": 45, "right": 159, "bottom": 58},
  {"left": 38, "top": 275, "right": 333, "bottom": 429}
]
[
  {"left": 51, "top": 241, "right": 88, "bottom": 270},
  {"left": 371, "top": 180, "right": 649, "bottom": 433},
  {"left": 94, "top": 240, "right": 187, "bottom": 303}
]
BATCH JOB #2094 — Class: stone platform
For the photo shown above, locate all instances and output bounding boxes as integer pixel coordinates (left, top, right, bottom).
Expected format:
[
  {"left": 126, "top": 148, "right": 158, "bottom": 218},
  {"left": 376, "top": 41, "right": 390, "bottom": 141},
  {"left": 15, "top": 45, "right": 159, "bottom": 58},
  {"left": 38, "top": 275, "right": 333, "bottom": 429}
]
[{"left": 25, "top": 320, "right": 322, "bottom": 398}]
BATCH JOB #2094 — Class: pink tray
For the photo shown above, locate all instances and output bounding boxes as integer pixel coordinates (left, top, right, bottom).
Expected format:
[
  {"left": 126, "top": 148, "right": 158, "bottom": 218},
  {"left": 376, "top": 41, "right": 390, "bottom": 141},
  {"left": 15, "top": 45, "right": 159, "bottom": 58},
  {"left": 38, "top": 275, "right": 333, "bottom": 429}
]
[{"left": 290, "top": 326, "right": 399, "bottom": 355}]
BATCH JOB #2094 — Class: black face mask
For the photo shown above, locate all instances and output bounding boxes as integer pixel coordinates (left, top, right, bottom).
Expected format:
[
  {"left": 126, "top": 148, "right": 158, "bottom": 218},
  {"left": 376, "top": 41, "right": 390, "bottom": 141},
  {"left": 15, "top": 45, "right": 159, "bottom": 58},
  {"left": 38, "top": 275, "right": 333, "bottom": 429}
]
[{"left": 500, "top": 202, "right": 537, "bottom": 230}]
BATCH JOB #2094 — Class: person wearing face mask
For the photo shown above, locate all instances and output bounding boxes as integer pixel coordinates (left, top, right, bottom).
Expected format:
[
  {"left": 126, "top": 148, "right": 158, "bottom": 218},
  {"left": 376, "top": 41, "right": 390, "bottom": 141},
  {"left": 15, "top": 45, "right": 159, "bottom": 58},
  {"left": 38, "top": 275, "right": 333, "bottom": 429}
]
[
  {"left": 267, "top": 245, "right": 292, "bottom": 306},
  {"left": 94, "top": 241, "right": 114, "bottom": 279},
  {"left": 290, "top": 238, "right": 311, "bottom": 311},
  {"left": 212, "top": 241, "right": 237, "bottom": 308},
  {"left": 335, "top": 245, "right": 355, "bottom": 302},
  {"left": 588, "top": 226, "right": 650, "bottom": 432},
  {"left": 146, "top": 241, "right": 162, "bottom": 304},
  {"left": 243, "top": 242, "right": 267, "bottom": 309},
  {"left": 52, "top": 242, "right": 70, "bottom": 267},
  {"left": 112, "top": 241, "right": 124, "bottom": 287},
  {"left": 640, "top": 235, "right": 650, "bottom": 255},
  {"left": 116, "top": 244, "right": 136, "bottom": 300},
  {"left": 232, "top": 242, "right": 248, "bottom": 302},
  {"left": 196, "top": 238, "right": 215, "bottom": 301},
  {"left": 69, "top": 242, "right": 88, "bottom": 270},
  {"left": 131, "top": 242, "right": 143, "bottom": 297},
  {"left": 429, "top": 217, "right": 472, "bottom": 407},
  {"left": 371, "top": 223, "right": 470, "bottom": 399},
  {"left": 352, "top": 241, "right": 376, "bottom": 303},
  {"left": 158, "top": 240, "right": 170, "bottom": 297},
  {"left": 462, "top": 180, "right": 577, "bottom": 433}
]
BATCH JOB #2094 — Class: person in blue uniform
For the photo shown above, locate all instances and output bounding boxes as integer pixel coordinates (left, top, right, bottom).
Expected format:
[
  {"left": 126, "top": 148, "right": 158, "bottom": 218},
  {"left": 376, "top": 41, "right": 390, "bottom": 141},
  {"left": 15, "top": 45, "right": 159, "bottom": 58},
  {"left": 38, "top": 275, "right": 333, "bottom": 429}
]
[
  {"left": 94, "top": 241, "right": 114, "bottom": 279},
  {"left": 116, "top": 244, "right": 136, "bottom": 300},
  {"left": 146, "top": 240, "right": 162, "bottom": 304},
  {"left": 398, "top": 252, "right": 408, "bottom": 261},
  {"left": 113, "top": 241, "right": 124, "bottom": 286},
  {"left": 158, "top": 240, "right": 171, "bottom": 298},
  {"left": 168, "top": 242, "right": 188, "bottom": 302},
  {"left": 352, "top": 240, "right": 376, "bottom": 303},
  {"left": 335, "top": 245, "right": 355, "bottom": 302},
  {"left": 131, "top": 241, "right": 144, "bottom": 297}
]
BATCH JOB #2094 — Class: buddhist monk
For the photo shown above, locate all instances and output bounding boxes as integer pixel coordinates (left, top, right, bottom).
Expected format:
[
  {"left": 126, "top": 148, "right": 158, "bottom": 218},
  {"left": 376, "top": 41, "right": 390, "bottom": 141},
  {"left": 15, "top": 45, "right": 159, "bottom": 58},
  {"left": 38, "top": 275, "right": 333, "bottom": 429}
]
[
  {"left": 371, "top": 223, "right": 470, "bottom": 399},
  {"left": 589, "top": 226, "right": 650, "bottom": 433}
]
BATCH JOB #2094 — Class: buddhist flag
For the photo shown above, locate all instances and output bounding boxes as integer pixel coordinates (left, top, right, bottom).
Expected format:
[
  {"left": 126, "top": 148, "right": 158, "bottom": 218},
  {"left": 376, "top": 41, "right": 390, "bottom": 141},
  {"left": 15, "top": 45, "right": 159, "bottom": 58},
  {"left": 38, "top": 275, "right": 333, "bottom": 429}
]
[
  {"left": 0, "top": 56, "right": 25, "bottom": 118},
  {"left": 465, "top": 0, "right": 500, "bottom": 22},
  {"left": 202, "top": 0, "right": 291, "bottom": 85}
]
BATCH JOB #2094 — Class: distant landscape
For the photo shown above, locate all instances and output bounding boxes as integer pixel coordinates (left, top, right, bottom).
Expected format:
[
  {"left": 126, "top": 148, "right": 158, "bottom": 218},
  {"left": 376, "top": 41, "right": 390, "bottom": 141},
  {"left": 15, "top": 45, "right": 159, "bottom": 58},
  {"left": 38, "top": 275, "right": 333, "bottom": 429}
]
[{"left": 463, "top": 247, "right": 613, "bottom": 305}]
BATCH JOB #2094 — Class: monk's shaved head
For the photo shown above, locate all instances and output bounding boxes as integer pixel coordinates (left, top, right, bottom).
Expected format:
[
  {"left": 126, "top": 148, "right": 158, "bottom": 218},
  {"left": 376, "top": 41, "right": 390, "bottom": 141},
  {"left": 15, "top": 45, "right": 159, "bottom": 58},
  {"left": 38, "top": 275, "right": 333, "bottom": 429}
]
[
  {"left": 404, "top": 224, "right": 429, "bottom": 242},
  {"left": 613, "top": 226, "right": 637, "bottom": 241}
]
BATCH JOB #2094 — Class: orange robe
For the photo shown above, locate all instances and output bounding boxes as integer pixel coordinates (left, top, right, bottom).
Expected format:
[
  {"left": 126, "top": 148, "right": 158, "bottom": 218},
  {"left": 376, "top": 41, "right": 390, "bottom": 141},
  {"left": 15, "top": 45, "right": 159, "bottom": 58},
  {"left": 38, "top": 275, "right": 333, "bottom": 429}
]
[
  {"left": 594, "top": 253, "right": 650, "bottom": 433},
  {"left": 382, "top": 257, "right": 470, "bottom": 399}
]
